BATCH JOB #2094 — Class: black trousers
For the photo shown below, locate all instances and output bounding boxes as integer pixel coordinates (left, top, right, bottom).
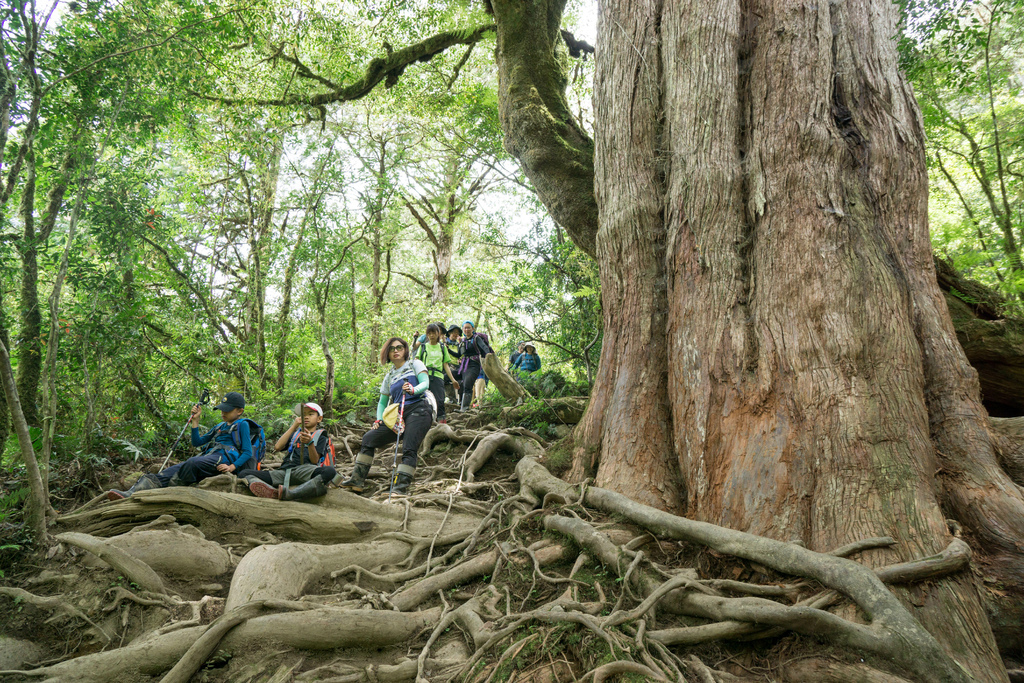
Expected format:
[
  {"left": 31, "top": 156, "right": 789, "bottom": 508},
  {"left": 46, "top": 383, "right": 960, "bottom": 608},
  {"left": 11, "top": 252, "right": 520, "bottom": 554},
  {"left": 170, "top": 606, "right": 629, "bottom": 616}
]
[
  {"left": 428, "top": 375, "right": 446, "bottom": 420},
  {"left": 460, "top": 359, "right": 481, "bottom": 409},
  {"left": 157, "top": 453, "right": 221, "bottom": 487},
  {"left": 360, "top": 401, "right": 432, "bottom": 469}
]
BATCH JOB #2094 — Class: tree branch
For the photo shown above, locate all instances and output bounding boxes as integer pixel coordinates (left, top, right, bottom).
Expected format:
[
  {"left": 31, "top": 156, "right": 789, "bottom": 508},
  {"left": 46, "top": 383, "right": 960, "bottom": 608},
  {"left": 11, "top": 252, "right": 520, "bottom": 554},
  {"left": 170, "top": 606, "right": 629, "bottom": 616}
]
[
  {"left": 395, "top": 271, "right": 432, "bottom": 291},
  {"left": 193, "top": 24, "right": 495, "bottom": 108}
]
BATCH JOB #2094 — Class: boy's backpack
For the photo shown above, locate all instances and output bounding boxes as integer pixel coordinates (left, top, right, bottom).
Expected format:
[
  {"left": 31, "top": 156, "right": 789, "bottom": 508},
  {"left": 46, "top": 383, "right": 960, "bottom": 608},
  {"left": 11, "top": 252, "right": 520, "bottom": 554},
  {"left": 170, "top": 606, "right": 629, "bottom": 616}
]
[
  {"left": 316, "top": 429, "right": 337, "bottom": 467},
  {"left": 287, "top": 428, "right": 337, "bottom": 467},
  {"left": 229, "top": 418, "right": 267, "bottom": 469}
]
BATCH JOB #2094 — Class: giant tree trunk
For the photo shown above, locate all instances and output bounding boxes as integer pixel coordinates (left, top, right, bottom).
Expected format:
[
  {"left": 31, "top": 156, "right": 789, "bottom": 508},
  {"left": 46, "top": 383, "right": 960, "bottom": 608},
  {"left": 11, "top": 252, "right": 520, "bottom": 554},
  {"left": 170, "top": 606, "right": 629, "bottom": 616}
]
[{"left": 546, "top": 0, "right": 1021, "bottom": 679}]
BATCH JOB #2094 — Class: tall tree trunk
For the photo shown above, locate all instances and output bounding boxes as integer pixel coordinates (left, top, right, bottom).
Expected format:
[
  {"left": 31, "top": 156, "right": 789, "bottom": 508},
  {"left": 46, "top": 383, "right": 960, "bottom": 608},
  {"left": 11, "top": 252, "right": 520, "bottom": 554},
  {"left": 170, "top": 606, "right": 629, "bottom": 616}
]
[
  {"left": 369, "top": 228, "right": 384, "bottom": 357},
  {"left": 318, "top": 288, "right": 335, "bottom": 418},
  {"left": 432, "top": 224, "right": 452, "bottom": 305},
  {"left": 251, "top": 140, "right": 282, "bottom": 390},
  {"left": 350, "top": 263, "right": 359, "bottom": 364},
  {"left": 0, "top": 315, "right": 10, "bottom": 452},
  {"left": 16, "top": 149, "right": 42, "bottom": 428},
  {"left": 0, "top": 339, "right": 46, "bottom": 543},
  {"left": 559, "top": 0, "right": 1019, "bottom": 679},
  {"left": 275, "top": 216, "right": 306, "bottom": 391}
]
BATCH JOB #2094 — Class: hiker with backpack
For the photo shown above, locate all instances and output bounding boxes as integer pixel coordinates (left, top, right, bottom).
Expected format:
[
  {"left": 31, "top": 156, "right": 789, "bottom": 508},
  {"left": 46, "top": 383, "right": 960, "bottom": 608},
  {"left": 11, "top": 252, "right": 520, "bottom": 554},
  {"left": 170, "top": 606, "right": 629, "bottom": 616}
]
[
  {"left": 107, "top": 392, "right": 265, "bottom": 499},
  {"left": 341, "top": 337, "right": 433, "bottom": 496},
  {"left": 417, "top": 323, "right": 459, "bottom": 424},
  {"left": 457, "top": 321, "right": 493, "bottom": 411},
  {"left": 509, "top": 342, "right": 525, "bottom": 370},
  {"left": 239, "top": 402, "right": 336, "bottom": 501},
  {"left": 444, "top": 324, "right": 463, "bottom": 404},
  {"left": 513, "top": 342, "right": 541, "bottom": 376}
]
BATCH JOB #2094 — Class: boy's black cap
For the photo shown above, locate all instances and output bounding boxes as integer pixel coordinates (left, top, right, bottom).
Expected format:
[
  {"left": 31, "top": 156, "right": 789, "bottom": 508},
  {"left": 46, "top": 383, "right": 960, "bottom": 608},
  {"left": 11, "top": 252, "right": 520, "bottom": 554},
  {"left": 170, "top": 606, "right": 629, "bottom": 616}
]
[
  {"left": 213, "top": 392, "right": 245, "bottom": 411},
  {"left": 447, "top": 325, "right": 461, "bottom": 335}
]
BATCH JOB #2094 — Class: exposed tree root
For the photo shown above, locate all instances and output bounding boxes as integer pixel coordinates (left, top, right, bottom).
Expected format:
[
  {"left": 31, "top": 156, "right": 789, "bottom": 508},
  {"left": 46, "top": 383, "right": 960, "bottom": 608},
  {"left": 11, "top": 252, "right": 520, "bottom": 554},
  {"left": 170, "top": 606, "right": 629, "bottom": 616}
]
[
  {"left": 7, "top": 606, "right": 442, "bottom": 682},
  {"left": 55, "top": 531, "right": 167, "bottom": 594},
  {"left": 159, "top": 600, "right": 269, "bottom": 683},
  {"left": 226, "top": 539, "right": 411, "bottom": 609},
  {"left": 519, "top": 456, "right": 974, "bottom": 683},
  {"left": 0, "top": 587, "right": 111, "bottom": 641},
  {"left": 9, "top": 442, "right": 1010, "bottom": 683},
  {"left": 463, "top": 431, "right": 543, "bottom": 482},
  {"left": 57, "top": 486, "right": 479, "bottom": 542},
  {"left": 80, "top": 526, "right": 231, "bottom": 578}
]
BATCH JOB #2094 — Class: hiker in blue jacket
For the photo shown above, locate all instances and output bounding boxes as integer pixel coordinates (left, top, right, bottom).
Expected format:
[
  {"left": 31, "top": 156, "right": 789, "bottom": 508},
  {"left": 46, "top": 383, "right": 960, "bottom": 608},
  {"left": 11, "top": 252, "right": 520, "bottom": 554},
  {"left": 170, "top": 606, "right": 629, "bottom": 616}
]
[
  {"left": 513, "top": 342, "right": 541, "bottom": 376},
  {"left": 107, "top": 392, "right": 253, "bottom": 500}
]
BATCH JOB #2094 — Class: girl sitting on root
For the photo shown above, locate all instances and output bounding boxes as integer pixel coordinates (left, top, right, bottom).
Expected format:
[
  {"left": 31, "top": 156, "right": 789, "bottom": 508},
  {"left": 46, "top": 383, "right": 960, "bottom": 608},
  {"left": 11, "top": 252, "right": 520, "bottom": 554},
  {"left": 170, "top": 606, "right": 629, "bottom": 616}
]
[
  {"left": 341, "top": 337, "right": 431, "bottom": 496},
  {"left": 237, "top": 402, "right": 335, "bottom": 501}
]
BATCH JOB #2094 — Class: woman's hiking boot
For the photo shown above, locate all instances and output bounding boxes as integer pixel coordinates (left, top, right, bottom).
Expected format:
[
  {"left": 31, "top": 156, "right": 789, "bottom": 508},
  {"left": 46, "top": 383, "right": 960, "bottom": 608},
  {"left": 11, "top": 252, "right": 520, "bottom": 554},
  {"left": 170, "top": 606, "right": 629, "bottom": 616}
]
[
  {"left": 282, "top": 477, "right": 327, "bottom": 501},
  {"left": 390, "top": 464, "right": 416, "bottom": 496},
  {"left": 248, "top": 478, "right": 281, "bottom": 499},
  {"left": 106, "top": 473, "right": 161, "bottom": 501},
  {"left": 341, "top": 454, "right": 373, "bottom": 493}
]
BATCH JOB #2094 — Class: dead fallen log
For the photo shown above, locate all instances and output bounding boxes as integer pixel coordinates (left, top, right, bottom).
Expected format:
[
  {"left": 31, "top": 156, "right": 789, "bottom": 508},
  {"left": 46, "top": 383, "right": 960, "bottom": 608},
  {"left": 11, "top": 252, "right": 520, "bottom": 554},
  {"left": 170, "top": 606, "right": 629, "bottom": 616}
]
[
  {"left": 500, "top": 396, "right": 588, "bottom": 425},
  {"left": 482, "top": 353, "right": 529, "bottom": 402}
]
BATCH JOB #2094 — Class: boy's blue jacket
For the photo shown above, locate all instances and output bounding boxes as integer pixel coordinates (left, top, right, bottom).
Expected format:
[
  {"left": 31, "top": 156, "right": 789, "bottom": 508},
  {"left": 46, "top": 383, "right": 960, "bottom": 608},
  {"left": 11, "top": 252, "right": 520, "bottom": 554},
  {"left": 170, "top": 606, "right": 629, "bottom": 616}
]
[{"left": 191, "top": 420, "right": 252, "bottom": 468}]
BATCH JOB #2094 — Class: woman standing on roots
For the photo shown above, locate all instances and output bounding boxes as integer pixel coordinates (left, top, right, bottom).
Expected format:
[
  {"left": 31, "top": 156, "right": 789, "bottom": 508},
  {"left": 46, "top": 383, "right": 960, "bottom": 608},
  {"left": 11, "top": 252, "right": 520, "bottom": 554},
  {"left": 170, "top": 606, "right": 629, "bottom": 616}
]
[
  {"left": 340, "top": 337, "right": 431, "bottom": 496},
  {"left": 457, "top": 321, "right": 493, "bottom": 411},
  {"left": 416, "top": 323, "right": 460, "bottom": 424}
]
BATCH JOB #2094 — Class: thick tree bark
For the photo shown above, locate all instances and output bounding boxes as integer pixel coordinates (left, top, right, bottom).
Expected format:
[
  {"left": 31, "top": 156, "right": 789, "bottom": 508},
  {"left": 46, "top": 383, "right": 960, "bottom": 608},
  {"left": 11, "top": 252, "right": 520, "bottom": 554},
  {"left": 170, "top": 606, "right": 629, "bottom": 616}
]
[
  {"left": 935, "top": 257, "right": 1024, "bottom": 417},
  {"left": 501, "top": 0, "right": 1020, "bottom": 679}
]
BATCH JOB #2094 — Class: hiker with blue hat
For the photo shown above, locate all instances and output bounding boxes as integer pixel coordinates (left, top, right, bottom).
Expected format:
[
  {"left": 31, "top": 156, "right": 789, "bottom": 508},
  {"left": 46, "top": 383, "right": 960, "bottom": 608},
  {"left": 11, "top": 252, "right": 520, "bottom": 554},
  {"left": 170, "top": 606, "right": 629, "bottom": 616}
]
[
  {"left": 456, "top": 320, "right": 493, "bottom": 411},
  {"left": 107, "top": 391, "right": 259, "bottom": 499}
]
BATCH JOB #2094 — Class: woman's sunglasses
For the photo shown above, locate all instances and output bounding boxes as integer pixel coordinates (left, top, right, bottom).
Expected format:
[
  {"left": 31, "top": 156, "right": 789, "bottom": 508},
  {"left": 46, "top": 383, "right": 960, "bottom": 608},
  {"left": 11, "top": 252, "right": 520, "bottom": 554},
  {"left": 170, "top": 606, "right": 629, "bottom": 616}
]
[{"left": 390, "top": 345, "right": 405, "bottom": 352}]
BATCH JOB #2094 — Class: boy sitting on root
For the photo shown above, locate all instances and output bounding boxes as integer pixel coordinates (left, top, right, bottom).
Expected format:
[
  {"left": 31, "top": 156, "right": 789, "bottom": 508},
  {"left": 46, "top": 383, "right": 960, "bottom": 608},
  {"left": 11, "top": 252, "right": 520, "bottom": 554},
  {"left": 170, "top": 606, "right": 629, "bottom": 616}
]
[{"left": 237, "top": 402, "right": 335, "bottom": 501}]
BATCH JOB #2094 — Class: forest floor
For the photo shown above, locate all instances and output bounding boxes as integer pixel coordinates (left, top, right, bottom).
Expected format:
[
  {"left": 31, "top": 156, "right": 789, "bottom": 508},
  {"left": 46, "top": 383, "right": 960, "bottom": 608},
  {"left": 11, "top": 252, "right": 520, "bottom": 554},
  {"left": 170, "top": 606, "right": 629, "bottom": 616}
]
[{"left": 0, "top": 400, "right": 1007, "bottom": 683}]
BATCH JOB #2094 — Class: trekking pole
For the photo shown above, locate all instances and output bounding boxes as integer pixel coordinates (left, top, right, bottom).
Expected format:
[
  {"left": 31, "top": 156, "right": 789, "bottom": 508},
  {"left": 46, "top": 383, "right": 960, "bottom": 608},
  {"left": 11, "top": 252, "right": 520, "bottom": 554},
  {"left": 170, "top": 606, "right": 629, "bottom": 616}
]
[
  {"left": 159, "top": 389, "right": 211, "bottom": 471},
  {"left": 387, "top": 394, "right": 406, "bottom": 502}
]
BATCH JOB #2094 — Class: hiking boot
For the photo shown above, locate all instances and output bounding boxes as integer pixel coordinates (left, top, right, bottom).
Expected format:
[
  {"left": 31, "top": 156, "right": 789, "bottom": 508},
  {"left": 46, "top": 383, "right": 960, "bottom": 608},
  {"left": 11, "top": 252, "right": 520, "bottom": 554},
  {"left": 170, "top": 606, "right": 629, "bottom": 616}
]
[
  {"left": 248, "top": 479, "right": 281, "bottom": 499},
  {"left": 340, "top": 456, "right": 373, "bottom": 493},
  {"left": 107, "top": 473, "right": 161, "bottom": 501},
  {"left": 389, "top": 464, "right": 416, "bottom": 497},
  {"left": 281, "top": 477, "right": 327, "bottom": 501}
]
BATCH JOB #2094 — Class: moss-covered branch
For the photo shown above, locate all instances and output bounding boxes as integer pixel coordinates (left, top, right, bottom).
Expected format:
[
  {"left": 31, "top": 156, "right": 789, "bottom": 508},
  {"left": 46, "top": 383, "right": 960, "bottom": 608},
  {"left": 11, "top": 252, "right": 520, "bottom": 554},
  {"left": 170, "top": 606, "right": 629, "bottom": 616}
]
[{"left": 194, "top": 24, "right": 495, "bottom": 108}]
